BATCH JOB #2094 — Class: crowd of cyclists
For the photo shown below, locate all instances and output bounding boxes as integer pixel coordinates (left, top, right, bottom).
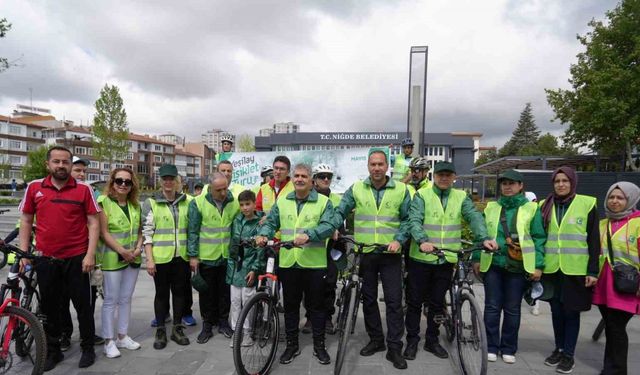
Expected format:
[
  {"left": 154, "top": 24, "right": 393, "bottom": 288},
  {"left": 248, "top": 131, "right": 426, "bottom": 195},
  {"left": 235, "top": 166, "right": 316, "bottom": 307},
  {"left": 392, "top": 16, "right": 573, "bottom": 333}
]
[{"left": 10, "top": 135, "right": 640, "bottom": 375}]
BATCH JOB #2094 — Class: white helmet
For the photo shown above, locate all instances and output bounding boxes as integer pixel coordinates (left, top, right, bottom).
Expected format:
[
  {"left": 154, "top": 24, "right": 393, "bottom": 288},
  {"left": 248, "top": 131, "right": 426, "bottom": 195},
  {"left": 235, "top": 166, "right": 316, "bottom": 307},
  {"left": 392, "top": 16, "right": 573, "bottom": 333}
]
[
  {"left": 313, "top": 163, "right": 334, "bottom": 177},
  {"left": 260, "top": 165, "right": 273, "bottom": 177},
  {"left": 220, "top": 134, "right": 234, "bottom": 144}
]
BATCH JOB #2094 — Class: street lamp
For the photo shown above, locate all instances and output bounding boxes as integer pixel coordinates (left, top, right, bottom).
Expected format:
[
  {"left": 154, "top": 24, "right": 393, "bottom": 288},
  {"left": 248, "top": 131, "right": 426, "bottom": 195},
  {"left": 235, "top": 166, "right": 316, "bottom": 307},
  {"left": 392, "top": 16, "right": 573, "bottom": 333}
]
[{"left": 407, "top": 46, "right": 429, "bottom": 156}]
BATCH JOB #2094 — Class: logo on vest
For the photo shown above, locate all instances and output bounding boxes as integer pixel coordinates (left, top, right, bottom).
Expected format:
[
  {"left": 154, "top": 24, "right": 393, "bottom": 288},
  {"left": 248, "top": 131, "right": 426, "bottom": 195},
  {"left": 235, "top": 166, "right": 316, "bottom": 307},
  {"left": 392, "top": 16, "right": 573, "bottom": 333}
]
[
  {"left": 629, "top": 235, "right": 636, "bottom": 244},
  {"left": 576, "top": 218, "right": 584, "bottom": 225}
]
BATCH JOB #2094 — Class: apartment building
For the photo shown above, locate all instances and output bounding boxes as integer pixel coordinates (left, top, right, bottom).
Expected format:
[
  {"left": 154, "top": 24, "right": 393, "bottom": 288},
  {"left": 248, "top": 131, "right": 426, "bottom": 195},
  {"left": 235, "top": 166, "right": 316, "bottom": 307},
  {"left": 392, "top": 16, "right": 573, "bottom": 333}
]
[{"left": 0, "top": 115, "right": 47, "bottom": 183}]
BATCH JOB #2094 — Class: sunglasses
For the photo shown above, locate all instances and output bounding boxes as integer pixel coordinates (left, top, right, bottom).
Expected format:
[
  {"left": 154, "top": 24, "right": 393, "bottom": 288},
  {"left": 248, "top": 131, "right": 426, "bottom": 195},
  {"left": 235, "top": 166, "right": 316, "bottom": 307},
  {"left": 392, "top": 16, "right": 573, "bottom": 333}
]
[
  {"left": 114, "top": 178, "right": 133, "bottom": 187},
  {"left": 316, "top": 174, "right": 333, "bottom": 180}
]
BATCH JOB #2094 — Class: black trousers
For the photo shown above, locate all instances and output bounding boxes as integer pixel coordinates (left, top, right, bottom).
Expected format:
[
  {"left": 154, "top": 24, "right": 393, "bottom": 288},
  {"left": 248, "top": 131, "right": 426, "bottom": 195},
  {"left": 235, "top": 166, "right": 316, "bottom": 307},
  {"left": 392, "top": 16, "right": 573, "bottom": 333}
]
[
  {"left": 153, "top": 257, "right": 189, "bottom": 326},
  {"left": 280, "top": 268, "right": 327, "bottom": 341},
  {"left": 198, "top": 263, "right": 230, "bottom": 326},
  {"left": 598, "top": 305, "right": 634, "bottom": 375},
  {"left": 61, "top": 286, "right": 98, "bottom": 337},
  {"left": 305, "top": 258, "right": 338, "bottom": 320},
  {"left": 36, "top": 254, "right": 95, "bottom": 354},
  {"left": 360, "top": 253, "right": 404, "bottom": 351},
  {"left": 184, "top": 269, "right": 194, "bottom": 317},
  {"left": 405, "top": 260, "right": 452, "bottom": 344}
]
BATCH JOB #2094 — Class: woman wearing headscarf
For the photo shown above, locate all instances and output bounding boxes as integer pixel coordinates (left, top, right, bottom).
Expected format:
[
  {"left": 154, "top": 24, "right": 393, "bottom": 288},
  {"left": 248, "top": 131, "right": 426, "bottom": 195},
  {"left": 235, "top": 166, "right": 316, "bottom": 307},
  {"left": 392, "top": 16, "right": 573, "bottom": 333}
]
[
  {"left": 539, "top": 166, "right": 600, "bottom": 374},
  {"left": 592, "top": 182, "right": 640, "bottom": 375}
]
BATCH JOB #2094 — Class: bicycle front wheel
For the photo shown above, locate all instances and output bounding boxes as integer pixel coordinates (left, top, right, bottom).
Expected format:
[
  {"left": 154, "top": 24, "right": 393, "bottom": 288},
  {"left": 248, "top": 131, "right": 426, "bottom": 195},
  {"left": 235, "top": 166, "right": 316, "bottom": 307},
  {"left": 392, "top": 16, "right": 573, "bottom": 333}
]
[
  {"left": 233, "top": 292, "right": 279, "bottom": 375},
  {"left": 334, "top": 283, "right": 357, "bottom": 375},
  {"left": 16, "top": 287, "right": 41, "bottom": 358},
  {"left": 443, "top": 287, "right": 455, "bottom": 343},
  {"left": 456, "top": 292, "right": 487, "bottom": 375},
  {"left": 0, "top": 305, "right": 46, "bottom": 375}
]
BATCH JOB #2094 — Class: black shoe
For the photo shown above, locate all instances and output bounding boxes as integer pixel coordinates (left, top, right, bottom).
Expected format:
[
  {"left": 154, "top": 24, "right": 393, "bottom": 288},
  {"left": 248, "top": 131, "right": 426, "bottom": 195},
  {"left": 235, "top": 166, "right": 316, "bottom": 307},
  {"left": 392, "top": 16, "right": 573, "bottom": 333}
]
[
  {"left": 153, "top": 327, "right": 167, "bottom": 350},
  {"left": 43, "top": 352, "right": 64, "bottom": 372},
  {"left": 386, "top": 350, "right": 408, "bottom": 370},
  {"left": 556, "top": 354, "right": 575, "bottom": 374},
  {"left": 403, "top": 341, "right": 418, "bottom": 360},
  {"left": 197, "top": 322, "right": 214, "bottom": 344},
  {"left": 545, "top": 349, "right": 563, "bottom": 366},
  {"left": 171, "top": 324, "right": 190, "bottom": 345},
  {"left": 360, "top": 340, "right": 386, "bottom": 356},
  {"left": 279, "top": 340, "right": 301, "bottom": 364},
  {"left": 78, "top": 350, "right": 95, "bottom": 368},
  {"left": 313, "top": 340, "right": 331, "bottom": 365},
  {"left": 301, "top": 319, "right": 312, "bottom": 334},
  {"left": 218, "top": 323, "right": 233, "bottom": 338},
  {"left": 60, "top": 334, "right": 71, "bottom": 352},
  {"left": 424, "top": 341, "right": 448, "bottom": 359},
  {"left": 93, "top": 335, "right": 105, "bottom": 345},
  {"left": 325, "top": 319, "right": 336, "bottom": 335}
]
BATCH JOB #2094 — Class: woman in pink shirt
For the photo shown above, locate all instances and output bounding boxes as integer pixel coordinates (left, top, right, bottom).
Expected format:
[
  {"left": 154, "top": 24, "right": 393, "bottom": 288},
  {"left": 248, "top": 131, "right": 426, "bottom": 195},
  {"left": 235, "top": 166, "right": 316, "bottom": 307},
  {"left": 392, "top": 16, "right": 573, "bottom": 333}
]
[{"left": 593, "top": 181, "right": 640, "bottom": 375}]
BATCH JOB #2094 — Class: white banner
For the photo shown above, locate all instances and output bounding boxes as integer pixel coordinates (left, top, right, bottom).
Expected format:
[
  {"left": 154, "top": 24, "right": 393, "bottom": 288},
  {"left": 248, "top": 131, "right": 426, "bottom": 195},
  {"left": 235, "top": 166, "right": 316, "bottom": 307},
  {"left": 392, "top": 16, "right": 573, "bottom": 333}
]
[{"left": 228, "top": 148, "right": 387, "bottom": 193}]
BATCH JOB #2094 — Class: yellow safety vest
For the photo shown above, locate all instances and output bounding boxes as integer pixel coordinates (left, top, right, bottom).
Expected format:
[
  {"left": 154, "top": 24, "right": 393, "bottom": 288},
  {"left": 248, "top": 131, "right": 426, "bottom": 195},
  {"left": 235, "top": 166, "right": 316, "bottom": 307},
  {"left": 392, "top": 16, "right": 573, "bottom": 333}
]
[
  {"left": 98, "top": 196, "right": 141, "bottom": 271},
  {"left": 352, "top": 181, "right": 406, "bottom": 253},
  {"left": 409, "top": 188, "right": 466, "bottom": 263},
  {"left": 407, "top": 179, "right": 433, "bottom": 198},
  {"left": 481, "top": 201, "right": 538, "bottom": 273},
  {"left": 393, "top": 154, "right": 411, "bottom": 182},
  {"left": 229, "top": 183, "right": 245, "bottom": 198},
  {"left": 260, "top": 180, "right": 294, "bottom": 214},
  {"left": 599, "top": 218, "right": 640, "bottom": 271},
  {"left": 193, "top": 193, "right": 239, "bottom": 261},
  {"left": 278, "top": 194, "right": 329, "bottom": 268},
  {"left": 541, "top": 194, "right": 596, "bottom": 275},
  {"left": 149, "top": 196, "right": 191, "bottom": 264}
]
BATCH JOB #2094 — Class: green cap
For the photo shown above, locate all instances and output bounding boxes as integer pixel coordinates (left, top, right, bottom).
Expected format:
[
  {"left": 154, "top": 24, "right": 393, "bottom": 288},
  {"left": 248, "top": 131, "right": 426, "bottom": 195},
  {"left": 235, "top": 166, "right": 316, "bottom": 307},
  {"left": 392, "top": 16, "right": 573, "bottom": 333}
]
[
  {"left": 194, "top": 182, "right": 204, "bottom": 189},
  {"left": 434, "top": 161, "right": 456, "bottom": 174},
  {"left": 498, "top": 169, "right": 524, "bottom": 183},
  {"left": 158, "top": 164, "right": 178, "bottom": 177}
]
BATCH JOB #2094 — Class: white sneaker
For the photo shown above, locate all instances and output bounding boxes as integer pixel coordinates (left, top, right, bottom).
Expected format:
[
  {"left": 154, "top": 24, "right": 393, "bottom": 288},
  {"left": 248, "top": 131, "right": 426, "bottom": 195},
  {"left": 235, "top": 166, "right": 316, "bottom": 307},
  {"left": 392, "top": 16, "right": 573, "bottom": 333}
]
[
  {"left": 488, "top": 353, "right": 497, "bottom": 362},
  {"left": 115, "top": 335, "right": 141, "bottom": 350},
  {"left": 241, "top": 334, "right": 254, "bottom": 347},
  {"left": 502, "top": 354, "right": 516, "bottom": 364},
  {"left": 103, "top": 341, "right": 121, "bottom": 358}
]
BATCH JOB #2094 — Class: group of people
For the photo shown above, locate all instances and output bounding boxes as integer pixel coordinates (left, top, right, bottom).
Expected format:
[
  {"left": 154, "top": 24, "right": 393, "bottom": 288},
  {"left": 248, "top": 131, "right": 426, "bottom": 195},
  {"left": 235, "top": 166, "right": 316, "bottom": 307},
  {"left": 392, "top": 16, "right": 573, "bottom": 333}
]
[{"left": 13, "top": 137, "right": 640, "bottom": 375}]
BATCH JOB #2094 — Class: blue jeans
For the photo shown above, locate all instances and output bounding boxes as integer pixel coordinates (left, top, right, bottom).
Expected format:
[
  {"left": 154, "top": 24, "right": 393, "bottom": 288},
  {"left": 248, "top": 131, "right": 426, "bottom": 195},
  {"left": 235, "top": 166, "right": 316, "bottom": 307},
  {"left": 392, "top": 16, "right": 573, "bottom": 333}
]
[
  {"left": 549, "top": 299, "right": 581, "bottom": 357},
  {"left": 483, "top": 266, "right": 528, "bottom": 355}
]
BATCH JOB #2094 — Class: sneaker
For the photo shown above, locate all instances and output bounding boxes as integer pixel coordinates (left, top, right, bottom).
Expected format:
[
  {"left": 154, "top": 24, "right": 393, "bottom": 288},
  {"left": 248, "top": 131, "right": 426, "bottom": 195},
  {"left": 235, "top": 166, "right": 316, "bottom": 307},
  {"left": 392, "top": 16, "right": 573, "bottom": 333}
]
[
  {"left": 313, "top": 340, "right": 331, "bottom": 365},
  {"left": 151, "top": 314, "right": 172, "bottom": 327},
  {"left": 153, "top": 328, "right": 167, "bottom": 350},
  {"left": 360, "top": 340, "right": 386, "bottom": 356},
  {"left": 556, "top": 355, "right": 575, "bottom": 374},
  {"left": 424, "top": 341, "right": 449, "bottom": 359},
  {"left": 197, "top": 322, "right": 214, "bottom": 344},
  {"left": 115, "top": 335, "right": 141, "bottom": 350},
  {"left": 60, "top": 334, "right": 71, "bottom": 352},
  {"left": 94, "top": 335, "right": 105, "bottom": 345},
  {"left": 43, "top": 352, "right": 64, "bottom": 372},
  {"left": 218, "top": 322, "right": 233, "bottom": 338},
  {"left": 301, "top": 319, "right": 312, "bottom": 334},
  {"left": 502, "top": 354, "right": 516, "bottom": 364},
  {"left": 103, "top": 341, "right": 121, "bottom": 359},
  {"left": 545, "top": 349, "right": 563, "bottom": 366},
  {"left": 78, "top": 349, "right": 96, "bottom": 368},
  {"left": 171, "top": 324, "right": 190, "bottom": 345},
  {"left": 241, "top": 333, "right": 254, "bottom": 347},
  {"left": 182, "top": 315, "right": 197, "bottom": 326},
  {"left": 488, "top": 353, "right": 497, "bottom": 362},
  {"left": 279, "top": 340, "right": 301, "bottom": 364},
  {"left": 385, "top": 350, "right": 408, "bottom": 370}
]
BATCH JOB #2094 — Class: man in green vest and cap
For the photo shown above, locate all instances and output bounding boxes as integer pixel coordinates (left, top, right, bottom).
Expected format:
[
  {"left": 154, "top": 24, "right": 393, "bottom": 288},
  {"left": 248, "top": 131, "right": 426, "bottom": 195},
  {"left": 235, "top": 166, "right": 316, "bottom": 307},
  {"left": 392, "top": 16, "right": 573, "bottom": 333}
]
[
  {"left": 334, "top": 148, "right": 412, "bottom": 370},
  {"left": 404, "top": 161, "right": 497, "bottom": 361},
  {"left": 256, "top": 163, "right": 336, "bottom": 366},
  {"left": 188, "top": 172, "right": 239, "bottom": 343},
  {"left": 391, "top": 138, "right": 415, "bottom": 183}
]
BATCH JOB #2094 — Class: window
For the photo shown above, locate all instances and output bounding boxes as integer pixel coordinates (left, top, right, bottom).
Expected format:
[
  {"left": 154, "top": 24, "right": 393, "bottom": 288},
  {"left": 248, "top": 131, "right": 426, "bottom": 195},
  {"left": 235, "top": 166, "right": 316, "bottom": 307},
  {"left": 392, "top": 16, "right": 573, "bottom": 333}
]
[
  {"left": 154, "top": 145, "right": 162, "bottom": 152},
  {"left": 139, "top": 153, "right": 146, "bottom": 162},
  {"left": 125, "top": 164, "right": 133, "bottom": 170},
  {"left": 102, "top": 163, "right": 110, "bottom": 170},
  {"left": 9, "top": 155, "right": 22, "bottom": 164},
  {"left": 9, "top": 170, "right": 22, "bottom": 179},
  {"left": 89, "top": 161, "right": 100, "bottom": 169},
  {"left": 126, "top": 152, "right": 134, "bottom": 160},
  {"left": 0, "top": 140, "right": 3, "bottom": 147},
  {"left": 88, "top": 174, "right": 100, "bottom": 182},
  {"left": 154, "top": 155, "right": 162, "bottom": 162},
  {"left": 138, "top": 164, "right": 149, "bottom": 174},
  {"left": 32, "top": 131, "right": 38, "bottom": 137},
  {"left": 74, "top": 146, "right": 87, "bottom": 155},
  {"left": 9, "top": 140, "right": 21, "bottom": 150},
  {"left": 8, "top": 125, "right": 21, "bottom": 135},
  {"left": 87, "top": 148, "right": 94, "bottom": 156},
  {"left": 439, "top": 147, "right": 443, "bottom": 156}
]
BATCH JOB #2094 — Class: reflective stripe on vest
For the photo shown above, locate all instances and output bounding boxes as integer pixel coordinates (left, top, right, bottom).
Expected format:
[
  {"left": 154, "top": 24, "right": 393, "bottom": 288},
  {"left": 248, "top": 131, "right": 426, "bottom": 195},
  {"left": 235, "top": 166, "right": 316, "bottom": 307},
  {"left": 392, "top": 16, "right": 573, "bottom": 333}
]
[
  {"left": 352, "top": 181, "right": 406, "bottom": 253},
  {"left": 98, "top": 196, "right": 141, "bottom": 271},
  {"left": 393, "top": 154, "right": 410, "bottom": 182},
  {"left": 194, "top": 194, "right": 239, "bottom": 261},
  {"left": 260, "top": 180, "right": 294, "bottom": 215},
  {"left": 481, "top": 201, "right": 538, "bottom": 274},
  {"left": 409, "top": 188, "right": 466, "bottom": 263},
  {"left": 149, "top": 196, "right": 191, "bottom": 264},
  {"left": 599, "top": 218, "right": 640, "bottom": 271},
  {"left": 542, "top": 194, "right": 596, "bottom": 275},
  {"left": 278, "top": 194, "right": 329, "bottom": 268}
]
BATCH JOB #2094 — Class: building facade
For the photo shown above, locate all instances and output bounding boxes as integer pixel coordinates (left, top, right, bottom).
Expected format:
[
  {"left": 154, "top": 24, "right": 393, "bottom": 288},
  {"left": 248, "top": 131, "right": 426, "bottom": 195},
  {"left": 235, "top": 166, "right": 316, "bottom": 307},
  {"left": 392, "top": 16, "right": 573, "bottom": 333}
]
[
  {"left": 0, "top": 115, "right": 47, "bottom": 183},
  {"left": 201, "top": 129, "right": 235, "bottom": 153},
  {"left": 181, "top": 142, "right": 215, "bottom": 183}
]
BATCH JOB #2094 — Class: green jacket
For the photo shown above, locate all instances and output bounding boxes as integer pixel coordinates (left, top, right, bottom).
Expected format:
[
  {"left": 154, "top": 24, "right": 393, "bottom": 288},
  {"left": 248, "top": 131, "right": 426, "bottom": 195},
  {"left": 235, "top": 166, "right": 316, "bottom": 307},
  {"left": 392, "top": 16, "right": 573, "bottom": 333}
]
[
  {"left": 187, "top": 190, "right": 235, "bottom": 267},
  {"left": 226, "top": 211, "right": 265, "bottom": 287},
  {"left": 472, "top": 194, "right": 546, "bottom": 271}
]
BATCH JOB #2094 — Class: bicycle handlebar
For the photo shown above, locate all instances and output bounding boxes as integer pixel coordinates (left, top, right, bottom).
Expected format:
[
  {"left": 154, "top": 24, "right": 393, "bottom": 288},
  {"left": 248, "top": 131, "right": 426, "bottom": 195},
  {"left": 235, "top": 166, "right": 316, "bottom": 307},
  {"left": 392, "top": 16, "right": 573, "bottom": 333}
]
[
  {"left": 337, "top": 236, "right": 388, "bottom": 252},
  {"left": 0, "top": 242, "right": 57, "bottom": 264}
]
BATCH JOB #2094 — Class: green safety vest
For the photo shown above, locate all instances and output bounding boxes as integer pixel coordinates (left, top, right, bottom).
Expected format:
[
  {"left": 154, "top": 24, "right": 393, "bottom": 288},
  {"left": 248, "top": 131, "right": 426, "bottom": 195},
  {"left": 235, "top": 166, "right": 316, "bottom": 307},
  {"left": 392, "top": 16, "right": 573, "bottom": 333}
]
[
  {"left": 230, "top": 183, "right": 246, "bottom": 198},
  {"left": 352, "top": 181, "right": 406, "bottom": 253},
  {"left": 541, "top": 194, "right": 596, "bottom": 275},
  {"left": 149, "top": 196, "right": 191, "bottom": 264},
  {"left": 407, "top": 179, "right": 433, "bottom": 198},
  {"left": 392, "top": 154, "right": 411, "bottom": 182},
  {"left": 409, "top": 188, "right": 466, "bottom": 263},
  {"left": 329, "top": 192, "right": 342, "bottom": 207},
  {"left": 481, "top": 201, "right": 538, "bottom": 273},
  {"left": 98, "top": 196, "right": 141, "bottom": 271},
  {"left": 278, "top": 194, "right": 329, "bottom": 268},
  {"left": 599, "top": 218, "right": 640, "bottom": 271},
  {"left": 193, "top": 194, "right": 239, "bottom": 261},
  {"left": 260, "top": 180, "right": 294, "bottom": 214}
]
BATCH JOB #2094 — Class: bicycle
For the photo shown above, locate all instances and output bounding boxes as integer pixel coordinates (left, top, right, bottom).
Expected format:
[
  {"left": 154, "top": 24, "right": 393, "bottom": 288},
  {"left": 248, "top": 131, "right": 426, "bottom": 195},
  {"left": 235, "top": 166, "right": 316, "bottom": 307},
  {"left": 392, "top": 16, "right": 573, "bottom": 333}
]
[
  {"left": 232, "top": 240, "right": 295, "bottom": 375},
  {"left": 432, "top": 240, "right": 488, "bottom": 375},
  {"left": 0, "top": 242, "right": 48, "bottom": 375},
  {"left": 333, "top": 236, "right": 387, "bottom": 375}
]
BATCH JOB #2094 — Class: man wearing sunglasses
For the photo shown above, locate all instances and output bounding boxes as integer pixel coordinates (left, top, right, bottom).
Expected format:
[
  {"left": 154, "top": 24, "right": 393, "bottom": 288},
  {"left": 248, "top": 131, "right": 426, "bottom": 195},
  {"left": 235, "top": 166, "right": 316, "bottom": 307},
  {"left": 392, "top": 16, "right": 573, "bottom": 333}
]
[{"left": 406, "top": 157, "right": 432, "bottom": 197}]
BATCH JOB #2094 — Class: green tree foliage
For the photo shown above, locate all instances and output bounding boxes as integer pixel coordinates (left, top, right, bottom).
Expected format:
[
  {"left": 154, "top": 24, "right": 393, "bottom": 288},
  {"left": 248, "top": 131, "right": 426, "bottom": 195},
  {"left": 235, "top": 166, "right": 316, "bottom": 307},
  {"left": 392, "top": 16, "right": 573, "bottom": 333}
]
[
  {"left": 475, "top": 149, "right": 498, "bottom": 166},
  {"left": 499, "top": 103, "right": 540, "bottom": 157},
  {"left": 1, "top": 18, "right": 14, "bottom": 73},
  {"left": 546, "top": 0, "right": 640, "bottom": 170},
  {"left": 23, "top": 146, "right": 48, "bottom": 182},
  {"left": 520, "top": 133, "right": 579, "bottom": 156},
  {"left": 237, "top": 134, "right": 255, "bottom": 152},
  {"left": 92, "top": 84, "right": 130, "bottom": 167}
]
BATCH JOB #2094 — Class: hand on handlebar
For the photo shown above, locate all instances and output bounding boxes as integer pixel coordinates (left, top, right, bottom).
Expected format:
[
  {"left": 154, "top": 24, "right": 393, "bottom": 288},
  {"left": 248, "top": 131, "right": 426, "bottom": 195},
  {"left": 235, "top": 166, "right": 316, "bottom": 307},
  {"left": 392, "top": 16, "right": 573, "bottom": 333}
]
[
  {"left": 387, "top": 240, "right": 401, "bottom": 253},
  {"left": 293, "top": 234, "right": 309, "bottom": 247},
  {"left": 255, "top": 236, "right": 268, "bottom": 247},
  {"left": 419, "top": 242, "right": 435, "bottom": 253},
  {"left": 19, "top": 258, "right": 32, "bottom": 273},
  {"left": 483, "top": 239, "right": 499, "bottom": 252}
]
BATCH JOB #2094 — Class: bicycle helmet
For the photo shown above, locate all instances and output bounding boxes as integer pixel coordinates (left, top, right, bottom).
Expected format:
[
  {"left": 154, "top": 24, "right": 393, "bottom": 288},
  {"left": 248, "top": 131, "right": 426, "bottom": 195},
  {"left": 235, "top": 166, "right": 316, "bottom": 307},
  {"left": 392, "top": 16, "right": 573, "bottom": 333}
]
[
  {"left": 260, "top": 165, "right": 273, "bottom": 177},
  {"left": 401, "top": 138, "right": 414, "bottom": 147},
  {"left": 312, "top": 163, "right": 334, "bottom": 177},
  {"left": 220, "top": 134, "right": 234, "bottom": 144},
  {"left": 409, "top": 156, "right": 429, "bottom": 170}
]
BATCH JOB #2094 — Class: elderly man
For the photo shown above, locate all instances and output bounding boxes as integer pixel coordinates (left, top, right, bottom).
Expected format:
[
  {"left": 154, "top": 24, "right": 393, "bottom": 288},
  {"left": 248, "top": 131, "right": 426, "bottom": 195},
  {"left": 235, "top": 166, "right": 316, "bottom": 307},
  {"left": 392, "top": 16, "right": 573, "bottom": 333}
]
[{"left": 256, "top": 163, "right": 336, "bottom": 365}]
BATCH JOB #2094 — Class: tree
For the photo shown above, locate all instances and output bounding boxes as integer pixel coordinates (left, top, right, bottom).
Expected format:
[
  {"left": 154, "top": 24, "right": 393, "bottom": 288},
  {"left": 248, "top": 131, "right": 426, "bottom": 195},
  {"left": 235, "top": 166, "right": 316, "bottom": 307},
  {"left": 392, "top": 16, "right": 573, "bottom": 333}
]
[
  {"left": 520, "top": 133, "right": 579, "bottom": 156},
  {"left": 237, "top": 134, "right": 255, "bottom": 152},
  {"left": 546, "top": 0, "right": 640, "bottom": 170},
  {"left": 499, "top": 103, "right": 540, "bottom": 157},
  {"left": 475, "top": 149, "right": 498, "bottom": 166},
  {"left": 1, "top": 18, "right": 15, "bottom": 73},
  {"left": 92, "top": 84, "right": 130, "bottom": 168},
  {"left": 23, "top": 146, "right": 48, "bottom": 182}
]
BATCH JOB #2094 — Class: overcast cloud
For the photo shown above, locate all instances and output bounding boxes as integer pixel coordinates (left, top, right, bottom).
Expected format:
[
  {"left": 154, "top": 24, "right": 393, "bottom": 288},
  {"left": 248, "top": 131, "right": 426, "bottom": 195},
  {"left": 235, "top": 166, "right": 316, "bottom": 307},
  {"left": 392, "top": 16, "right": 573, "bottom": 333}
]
[{"left": 0, "top": 0, "right": 619, "bottom": 147}]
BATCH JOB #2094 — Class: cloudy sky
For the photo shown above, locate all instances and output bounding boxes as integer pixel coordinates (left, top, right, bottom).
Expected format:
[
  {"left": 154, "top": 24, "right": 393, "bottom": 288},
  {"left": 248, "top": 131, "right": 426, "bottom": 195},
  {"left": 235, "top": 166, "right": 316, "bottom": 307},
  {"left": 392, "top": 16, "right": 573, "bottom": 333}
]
[{"left": 0, "top": 0, "right": 619, "bottom": 147}]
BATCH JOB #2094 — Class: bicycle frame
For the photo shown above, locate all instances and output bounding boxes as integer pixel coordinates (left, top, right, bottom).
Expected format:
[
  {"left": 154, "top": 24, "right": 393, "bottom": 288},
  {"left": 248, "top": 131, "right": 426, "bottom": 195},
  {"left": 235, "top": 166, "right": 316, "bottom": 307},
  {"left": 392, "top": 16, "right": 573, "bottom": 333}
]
[{"left": 0, "top": 297, "right": 27, "bottom": 361}]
